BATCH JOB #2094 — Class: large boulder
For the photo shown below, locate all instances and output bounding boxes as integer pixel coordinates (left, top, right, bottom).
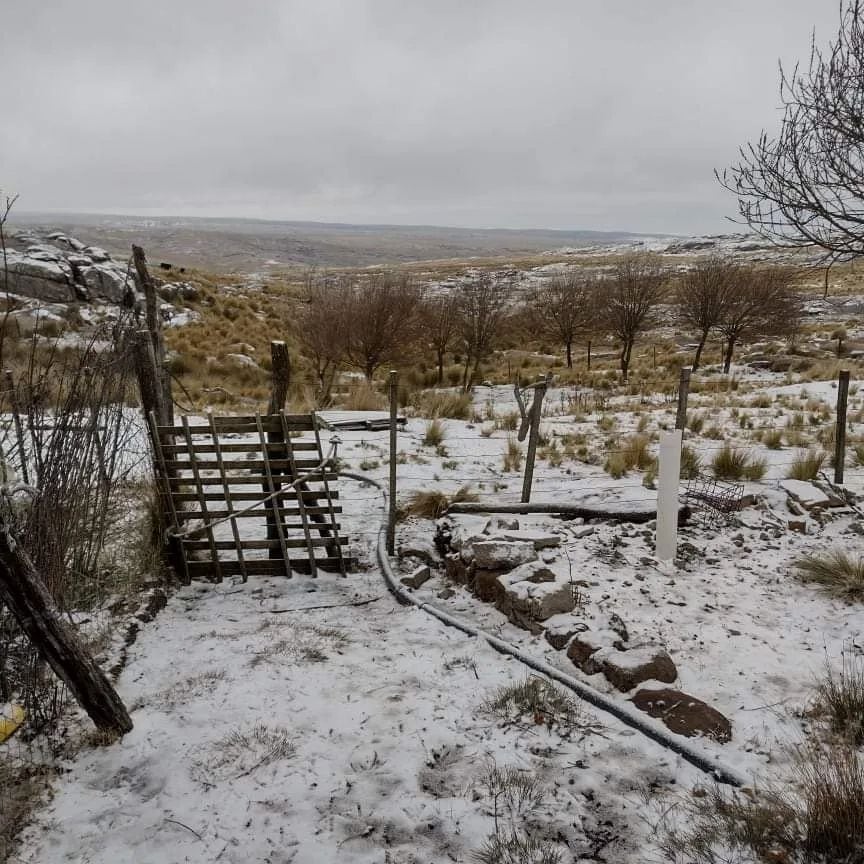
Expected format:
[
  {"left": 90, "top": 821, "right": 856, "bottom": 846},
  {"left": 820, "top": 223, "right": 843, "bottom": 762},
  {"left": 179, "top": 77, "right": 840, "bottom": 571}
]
[
  {"left": 4, "top": 252, "right": 75, "bottom": 302},
  {"left": 444, "top": 552, "right": 473, "bottom": 585},
  {"left": 79, "top": 263, "right": 129, "bottom": 301},
  {"left": 631, "top": 687, "right": 732, "bottom": 742},
  {"left": 593, "top": 646, "right": 677, "bottom": 692},
  {"left": 497, "top": 568, "right": 576, "bottom": 623}
]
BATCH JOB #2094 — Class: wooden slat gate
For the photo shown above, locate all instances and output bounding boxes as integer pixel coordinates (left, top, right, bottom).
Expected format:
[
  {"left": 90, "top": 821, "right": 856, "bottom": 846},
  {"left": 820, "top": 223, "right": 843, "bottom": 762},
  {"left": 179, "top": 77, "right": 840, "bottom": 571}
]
[{"left": 147, "top": 411, "right": 347, "bottom": 581}]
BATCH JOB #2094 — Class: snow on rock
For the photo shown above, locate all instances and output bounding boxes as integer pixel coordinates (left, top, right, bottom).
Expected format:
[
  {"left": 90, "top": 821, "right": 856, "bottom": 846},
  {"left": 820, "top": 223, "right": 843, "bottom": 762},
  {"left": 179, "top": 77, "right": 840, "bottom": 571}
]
[
  {"left": 543, "top": 613, "right": 589, "bottom": 650},
  {"left": 590, "top": 646, "right": 678, "bottom": 693},
  {"left": 499, "top": 529, "right": 562, "bottom": 549},
  {"left": 468, "top": 539, "right": 537, "bottom": 571},
  {"left": 780, "top": 479, "right": 831, "bottom": 508}
]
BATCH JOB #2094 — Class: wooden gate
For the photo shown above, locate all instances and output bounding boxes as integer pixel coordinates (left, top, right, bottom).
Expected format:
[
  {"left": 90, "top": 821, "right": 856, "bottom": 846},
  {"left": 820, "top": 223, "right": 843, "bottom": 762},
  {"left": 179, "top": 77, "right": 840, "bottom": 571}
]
[{"left": 147, "top": 412, "right": 347, "bottom": 581}]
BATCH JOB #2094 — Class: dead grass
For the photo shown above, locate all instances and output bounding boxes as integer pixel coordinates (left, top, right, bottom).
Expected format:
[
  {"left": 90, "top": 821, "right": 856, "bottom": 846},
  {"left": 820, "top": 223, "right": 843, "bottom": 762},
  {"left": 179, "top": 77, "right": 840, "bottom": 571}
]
[
  {"left": 818, "top": 650, "right": 864, "bottom": 746},
  {"left": 711, "top": 446, "right": 767, "bottom": 481},
  {"left": 413, "top": 390, "right": 473, "bottom": 420},
  {"left": 406, "top": 485, "right": 478, "bottom": 519},
  {"left": 482, "top": 676, "right": 588, "bottom": 733},
  {"left": 423, "top": 418, "right": 446, "bottom": 447},
  {"left": 787, "top": 449, "right": 826, "bottom": 481},
  {"left": 795, "top": 550, "right": 864, "bottom": 601},
  {"left": 503, "top": 436, "right": 523, "bottom": 472}
]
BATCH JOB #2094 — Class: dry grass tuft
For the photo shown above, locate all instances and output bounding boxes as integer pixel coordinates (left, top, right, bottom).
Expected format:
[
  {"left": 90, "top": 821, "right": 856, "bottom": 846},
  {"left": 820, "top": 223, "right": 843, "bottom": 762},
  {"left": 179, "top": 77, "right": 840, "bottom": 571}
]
[
  {"left": 818, "top": 650, "right": 864, "bottom": 746},
  {"left": 711, "top": 446, "right": 767, "bottom": 481},
  {"left": 787, "top": 449, "right": 826, "bottom": 481},
  {"left": 406, "top": 485, "right": 478, "bottom": 519},
  {"left": 503, "top": 436, "right": 523, "bottom": 472},
  {"left": 423, "top": 418, "right": 446, "bottom": 447},
  {"left": 795, "top": 550, "right": 864, "bottom": 601},
  {"left": 482, "top": 676, "right": 587, "bottom": 733},
  {"left": 414, "top": 390, "right": 473, "bottom": 420}
]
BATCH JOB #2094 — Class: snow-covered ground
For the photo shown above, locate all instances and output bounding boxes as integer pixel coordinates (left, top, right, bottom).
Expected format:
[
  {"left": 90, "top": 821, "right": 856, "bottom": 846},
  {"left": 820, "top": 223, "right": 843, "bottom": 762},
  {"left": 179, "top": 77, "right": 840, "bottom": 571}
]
[{"left": 9, "top": 384, "right": 864, "bottom": 863}]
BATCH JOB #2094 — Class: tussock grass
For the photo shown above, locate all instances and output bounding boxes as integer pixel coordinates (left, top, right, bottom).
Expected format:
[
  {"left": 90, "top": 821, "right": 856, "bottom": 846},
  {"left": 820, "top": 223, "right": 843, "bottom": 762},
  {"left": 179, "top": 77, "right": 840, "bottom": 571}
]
[
  {"left": 711, "top": 446, "right": 767, "bottom": 481},
  {"left": 763, "top": 429, "right": 784, "bottom": 450},
  {"left": 482, "top": 676, "right": 586, "bottom": 731},
  {"left": 818, "top": 651, "right": 864, "bottom": 746},
  {"left": 503, "top": 436, "right": 523, "bottom": 472},
  {"left": 661, "top": 744, "right": 864, "bottom": 864},
  {"left": 423, "top": 418, "right": 446, "bottom": 447},
  {"left": 414, "top": 390, "right": 473, "bottom": 420},
  {"left": 795, "top": 550, "right": 864, "bottom": 601},
  {"left": 406, "top": 485, "right": 478, "bottom": 519},
  {"left": 341, "top": 380, "right": 387, "bottom": 411},
  {"left": 471, "top": 831, "right": 562, "bottom": 864},
  {"left": 680, "top": 445, "right": 703, "bottom": 480},
  {"left": 787, "top": 449, "right": 826, "bottom": 481}
]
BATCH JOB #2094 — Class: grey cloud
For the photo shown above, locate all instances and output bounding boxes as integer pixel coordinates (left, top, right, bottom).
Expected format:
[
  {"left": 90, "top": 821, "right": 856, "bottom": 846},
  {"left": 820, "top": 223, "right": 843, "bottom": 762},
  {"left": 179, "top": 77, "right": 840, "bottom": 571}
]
[{"left": 1, "top": 0, "right": 842, "bottom": 233}]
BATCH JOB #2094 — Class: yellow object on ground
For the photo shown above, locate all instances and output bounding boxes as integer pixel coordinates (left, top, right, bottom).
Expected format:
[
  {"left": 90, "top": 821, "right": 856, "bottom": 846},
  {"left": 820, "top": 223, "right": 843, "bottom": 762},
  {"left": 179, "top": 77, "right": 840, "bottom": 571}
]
[{"left": 0, "top": 704, "right": 25, "bottom": 743}]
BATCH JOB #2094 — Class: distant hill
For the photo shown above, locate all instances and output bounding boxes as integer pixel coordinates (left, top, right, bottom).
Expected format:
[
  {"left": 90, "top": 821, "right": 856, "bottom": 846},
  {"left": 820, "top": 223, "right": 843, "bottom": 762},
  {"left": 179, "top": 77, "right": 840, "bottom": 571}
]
[{"left": 9, "top": 212, "right": 668, "bottom": 271}]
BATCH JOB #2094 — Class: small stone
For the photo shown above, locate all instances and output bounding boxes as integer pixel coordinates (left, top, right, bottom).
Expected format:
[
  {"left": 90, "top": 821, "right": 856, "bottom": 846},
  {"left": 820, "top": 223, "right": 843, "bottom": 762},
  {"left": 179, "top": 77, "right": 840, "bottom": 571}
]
[
  {"left": 596, "top": 646, "right": 677, "bottom": 692},
  {"left": 437, "top": 587, "right": 456, "bottom": 599},
  {"left": 483, "top": 516, "right": 519, "bottom": 533},
  {"left": 400, "top": 565, "right": 432, "bottom": 589}
]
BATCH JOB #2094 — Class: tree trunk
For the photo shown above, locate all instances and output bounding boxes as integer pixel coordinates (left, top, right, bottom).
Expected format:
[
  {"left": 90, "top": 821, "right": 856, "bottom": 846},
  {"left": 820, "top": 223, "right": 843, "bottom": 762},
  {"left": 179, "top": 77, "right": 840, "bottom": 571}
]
[
  {"left": 692, "top": 331, "right": 708, "bottom": 372},
  {"left": 723, "top": 336, "right": 736, "bottom": 374},
  {"left": 364, "top": 362, "right": 375, "bottom": 382},
  {"left": 462, "top": 355, "right": 472, "bottom": 391},
  {"left": 565, "top": 339, "right": 573, "bottom": 369},
  {"left": 436, "top": 349, "right": 445, "bottom": 386},
  {"left": 621, "top": 340, "right": 633, "bottom": 382},
  {"left": 0, "top": 524, "right": 132, "bottom": 735},
  {"left": 587, "top": 339, "right": 591, "bottom": 370}
]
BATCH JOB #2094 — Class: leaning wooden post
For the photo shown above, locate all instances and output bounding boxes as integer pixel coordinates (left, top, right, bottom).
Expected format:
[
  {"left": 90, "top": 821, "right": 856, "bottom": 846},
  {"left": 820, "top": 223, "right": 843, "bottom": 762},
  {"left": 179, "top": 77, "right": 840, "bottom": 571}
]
[
  {"left": 675, "top": 367, "right": 691, "bottom": 432},
  {"left": 132, "top": 244, "right": 173, "bottom": 426},
  {"left": 266, "top": 341, "right": 291, "bottom": 559},
  {"left": 133, "top": 329, "right": 165, "bottom": 424},
  {"left": 387, "top": 370, "right": 399, "bottom": 555},
  {"left": 0, "top": 522, "right": 132, "bottom": 735},
  {"left": 4, "top": 369, "right": 28, "bottom": 485},
  {"left": 834, "top": 369, "right": 850, "bottom": 484},
  {"left": 521, "top": 378, "right": 548, "bottom": 503}
]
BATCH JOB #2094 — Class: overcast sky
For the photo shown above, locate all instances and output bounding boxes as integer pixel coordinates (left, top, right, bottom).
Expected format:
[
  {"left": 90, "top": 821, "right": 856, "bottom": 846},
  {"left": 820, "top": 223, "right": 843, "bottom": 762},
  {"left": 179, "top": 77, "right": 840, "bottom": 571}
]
[{"left": 1, "top": 1, "right": 841, "bottom": 234}]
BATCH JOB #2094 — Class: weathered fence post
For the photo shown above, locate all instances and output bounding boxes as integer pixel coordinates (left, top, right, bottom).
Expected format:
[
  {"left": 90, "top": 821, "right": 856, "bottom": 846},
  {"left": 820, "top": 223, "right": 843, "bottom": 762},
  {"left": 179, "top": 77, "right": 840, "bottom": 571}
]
[
  {"left": 835, "top": 369, "right": 850, "bottom": 484},
  {"left": 656, "top": 429, "right": 683, "bottom": 562},
  {"left": 675, "top": 367, "right": 691, "bottom": 432},
  {"left": 521, "top": 377, "right": 548, "bottom": 504},
  {"left": 0, "top": 523, "right": 132, "bottom": 735},
  {"left": 268, "top": 341, "right": 291, "bottom": 415},
  {"left": 134, "top": 329, "right": 165, "bottom": 424},
  {"left": 132, "top": 244, "right": 173, "bottom": 426},
  {"left": 586, "top": 340, "right": 592, "bottom": 371},
  {"left": 266, "top": 341, "right": 291, "bottom": 558},
  {"left": 387, "top": 370, "right": 399, "bottom": 555}
]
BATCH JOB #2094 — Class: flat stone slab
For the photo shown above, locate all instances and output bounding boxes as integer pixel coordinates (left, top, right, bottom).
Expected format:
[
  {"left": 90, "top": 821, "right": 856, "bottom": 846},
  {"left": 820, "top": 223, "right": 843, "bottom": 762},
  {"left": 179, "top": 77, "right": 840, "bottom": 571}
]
[
  {"left": 631, "top": 687, "right": 732, "bottom": 743},
  {"left": 499, "top": 530, "right": 562, "bottom": 549},
  {"left": 469, "top": 540, "right": 537, "bottom": 571},
  {"left": 592, "top": 646, "right": 677, "bottom": 692},
  {"left": 780, "top": 479, "right": 830, "bottom": 508}
]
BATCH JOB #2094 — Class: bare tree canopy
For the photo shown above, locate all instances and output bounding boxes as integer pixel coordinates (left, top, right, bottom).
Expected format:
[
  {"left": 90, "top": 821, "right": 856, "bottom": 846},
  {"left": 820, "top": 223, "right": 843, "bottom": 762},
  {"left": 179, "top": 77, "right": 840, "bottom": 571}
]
[
  {"left": 421, "top": 294, "right": 461, "bottom": 386},
  {"left": 458, "top": 275, "right": 510, "bottom": 390},
  {"left": 343, "top": 272, "right": 423, "bottom": 381},
  {"left": 530, "top": 272, "right": 595, "bottom": 368},
  {"left": 719, "top": 2, "right": 864, "bottom": 262},
  {"left": 717, "top": 266, "right": 801, "bottom": 373},
  {"left": 675, "top": 257, "right": 739, "bottom": 372},
  {"left": 599, "top": 254, "right": 667, "bottom": 381}
]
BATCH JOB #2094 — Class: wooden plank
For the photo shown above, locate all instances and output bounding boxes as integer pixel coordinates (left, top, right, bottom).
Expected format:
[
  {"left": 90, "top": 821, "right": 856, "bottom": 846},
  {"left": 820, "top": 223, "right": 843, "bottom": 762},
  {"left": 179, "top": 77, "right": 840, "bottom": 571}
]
[
  {"left": 185, "top": 558, "right": 353, "bottom": 576},
  {"left": 183, "top": 537, "right": 349, "bottom": 551},
  {"left": 175, "top": 507, "right": 342, "bottom": 519},
  {"left": 181, "top": 416, "right": 222, "bottom": 583},
  {"left": 160, "top": 442, "right": 319, "bottom": 454},
  {"left": 255, "top": 413, "right": 292, "bottom": 578},
  {"left": 282, "top": 411, "right": 317, "bottom": 577},
  {"left": 208, "top": 412, "right": 247, "bottom": 582},
  {"left": 313, "top": 412, "right": 345, "bottom": 576},
  {"left": 167, "top": 472, "right": 339, "bottom": 486},
  {"left": 156, "top": 415, "right": 314, "bottom": 436},
  {"left": 164, "top": 458, "right": 326, "bottom": 472},
  {"left": 171, "top": 490, "right": 340, "bottom": 502}
]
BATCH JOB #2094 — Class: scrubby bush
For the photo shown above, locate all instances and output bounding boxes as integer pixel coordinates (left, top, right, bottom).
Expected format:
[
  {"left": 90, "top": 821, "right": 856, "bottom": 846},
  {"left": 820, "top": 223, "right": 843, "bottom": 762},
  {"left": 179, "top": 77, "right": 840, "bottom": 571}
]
[{"left": 795, "top": 550, "right": 864, "bottom": 601}]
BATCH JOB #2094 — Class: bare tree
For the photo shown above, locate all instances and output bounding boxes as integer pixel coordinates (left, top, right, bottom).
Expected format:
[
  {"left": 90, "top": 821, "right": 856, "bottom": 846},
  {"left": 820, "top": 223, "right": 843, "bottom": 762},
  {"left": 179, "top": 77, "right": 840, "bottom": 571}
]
[
  {"left": 717, "top": 266, "right": 801, "bottom": 373},
  {"left": 343, "top": 271, "right": 423, "bottom": 381},
  {"left": 599, "top": 254, "right": 666, "bottom": 382},
  {"left": 718, "top": 2, "right": 864, "bottom": 283},
  {"left": 675, "top": 257, "right": 738, "bottom": 372},
  {"left": 293, "top": 272, "right": 350, "bottom": 405},
  {"left": 458, "top": 275, "right": 510, "bottom": 390},
  {"left": 421, "top": 293, "right": 461, "bottom": 385},
  {"left": 530, "top": 271, "right": 595, "bottom": 368}
]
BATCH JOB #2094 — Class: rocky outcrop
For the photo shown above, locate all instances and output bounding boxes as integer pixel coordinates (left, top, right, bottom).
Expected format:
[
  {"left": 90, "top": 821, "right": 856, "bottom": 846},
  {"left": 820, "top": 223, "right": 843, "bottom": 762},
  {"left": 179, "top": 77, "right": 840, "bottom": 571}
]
[{"left": 592, "top": 646, "right": 677, "bottom": 692}]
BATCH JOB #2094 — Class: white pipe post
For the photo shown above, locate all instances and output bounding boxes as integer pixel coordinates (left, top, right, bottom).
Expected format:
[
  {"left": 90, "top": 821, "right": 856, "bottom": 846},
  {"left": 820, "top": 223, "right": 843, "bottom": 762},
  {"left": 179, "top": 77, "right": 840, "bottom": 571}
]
[{"left": 655, "top": 429, "right": 683, "bottom": 562}]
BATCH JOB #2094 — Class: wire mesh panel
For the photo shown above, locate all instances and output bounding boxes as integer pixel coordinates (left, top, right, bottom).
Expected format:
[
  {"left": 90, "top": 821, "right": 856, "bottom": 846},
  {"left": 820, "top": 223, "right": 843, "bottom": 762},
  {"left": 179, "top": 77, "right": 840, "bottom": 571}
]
[
  {"left": 682, "top": 474, "right": 745, "bottom": 528},
  {"left": 149, "top": 412, "right": 347, "bottom": 581}
]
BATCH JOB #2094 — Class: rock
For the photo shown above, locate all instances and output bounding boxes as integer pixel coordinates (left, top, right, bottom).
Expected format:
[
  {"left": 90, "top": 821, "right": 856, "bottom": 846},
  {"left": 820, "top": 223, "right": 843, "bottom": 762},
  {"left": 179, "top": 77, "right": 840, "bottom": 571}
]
[
  {"left": 483, "top": 516, "right": 519, "bottom": 533},
  {"left": 787, "top": 519, "right": 807, "bottom": 533},
  {"left": 4, "top": 252, "right": 74, "bottom": 302},
  {"left": 631, "top": 687, "right": 732, "bottom": 742},
  {"left": 780, "top": 479, "right": 831, "bottom": 509},
  {"left": 470, "top": 540, "right": 537, "bottom": 571},
  {"left": 498, "top": 574, "right": 576, "bottom": 622},
  {"left": 544, "top": 614, "right": 588, "bottom": 650},
  {"left": 83, "top": 245, "right": 110, "bottom": 262},
  {"left": 607, "top": 612, "right": 629, "bottom": 644},
  {"left": 571, "top": 525, "right": 595, "bottom": 539},
  {"left": 566, "top": 629, "right": 623, "bottom": 670},
  {"left": 224, "top": 353, "right": 260, "bottom": 369},
  {"left": 444, "top": 553, "right": 473, "bottom": 585},
  {"left": 79, "top": 263, "right": 128, "bottom": 301},
  {"left": 397, "top": 537, "right": 441, "bottom": 567},
  {"left": 474, "top": 569, "right": 503, "bottom": 602},
  {"left": 400, "top": 565, "right": 431, "bottom": 589},
  {"left": 540, "top": 549, "right": 558, "bottom": 564},
  {"left": 500, "top": 530, "right": 561, "bottom": 549},
  {"left": 437, "top": 587, "right": 455, "bottom": 600},
  {"left": 497, "top": 561, "right": 556, "bottom": 586},
  {"left": 595, "top": 646, "right": 677, "bottom": 692}
]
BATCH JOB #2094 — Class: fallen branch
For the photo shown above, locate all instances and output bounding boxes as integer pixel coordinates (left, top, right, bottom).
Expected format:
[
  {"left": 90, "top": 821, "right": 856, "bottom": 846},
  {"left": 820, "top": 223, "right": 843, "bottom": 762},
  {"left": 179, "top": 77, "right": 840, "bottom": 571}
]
[
  {"left": 446, "top": 500, "right": 690, "bottom": 525},
  {"left": 263, "top": 596, "right": 381, "bottom": 614}
]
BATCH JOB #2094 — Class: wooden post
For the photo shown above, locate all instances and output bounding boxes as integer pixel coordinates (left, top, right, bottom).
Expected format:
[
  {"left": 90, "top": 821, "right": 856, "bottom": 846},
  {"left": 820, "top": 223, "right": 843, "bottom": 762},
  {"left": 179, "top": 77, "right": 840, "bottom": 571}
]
[
  {"left": 132, "top": 245, "right": 173, "bottom": 426},
  {"left": 387, "top": 370, "right": 398, "bottom": 555},
  {"left": 0, "top": 523, "right": 132, "bottom": 734},
  {"left": 4, "top": 370, "right": 28, "bottom": 485},
  {"left": 133, "top": 329, "right": 165, "bottom": 424},
  {"left": 587, "top": 340, "right": 592, "bottom": 371},
  {"left": 268, "top": 341, "right": 291, "bottom": 415},
  {"left": 521, "top": 378, "right": 548, "bottom": 503},
  {"left": 675, "top": 367, "right": 691, "bottom": 431},
  {"left": 835, "top": 369, "right": 850, "bottom": 484}
]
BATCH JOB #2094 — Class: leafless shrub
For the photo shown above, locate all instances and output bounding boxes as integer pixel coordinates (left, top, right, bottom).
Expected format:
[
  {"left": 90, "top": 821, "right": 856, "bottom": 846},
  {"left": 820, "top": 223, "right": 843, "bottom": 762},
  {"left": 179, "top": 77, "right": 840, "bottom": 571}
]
[
  {"left": 529, "top": 272, "right": 595, "bottom": 368},
  {"left": 422, "top": 294, "right": 462, "bottom": 385},
  {"left": 458, "top": 276, "right": 510, "bottom": 389}
]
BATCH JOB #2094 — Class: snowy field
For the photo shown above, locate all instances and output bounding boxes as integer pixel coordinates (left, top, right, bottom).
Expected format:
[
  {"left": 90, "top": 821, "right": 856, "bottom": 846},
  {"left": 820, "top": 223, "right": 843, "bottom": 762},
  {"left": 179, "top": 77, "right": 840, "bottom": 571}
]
[{"left": 9, "top": 379, "right": 864, "bottom": 863}]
